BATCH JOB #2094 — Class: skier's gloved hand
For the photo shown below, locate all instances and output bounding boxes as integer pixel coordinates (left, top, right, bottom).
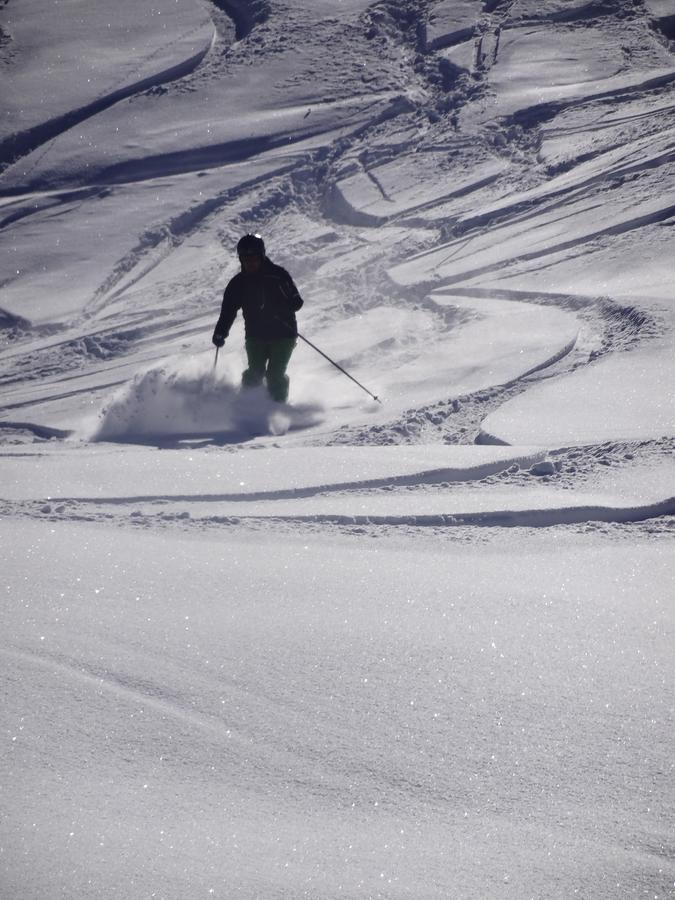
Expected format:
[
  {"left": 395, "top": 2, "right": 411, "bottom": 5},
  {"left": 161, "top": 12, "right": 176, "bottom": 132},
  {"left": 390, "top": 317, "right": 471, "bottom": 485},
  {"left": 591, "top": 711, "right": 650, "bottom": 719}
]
[{"left": 212, "top": 332, "right": 225, "bottom": 348}]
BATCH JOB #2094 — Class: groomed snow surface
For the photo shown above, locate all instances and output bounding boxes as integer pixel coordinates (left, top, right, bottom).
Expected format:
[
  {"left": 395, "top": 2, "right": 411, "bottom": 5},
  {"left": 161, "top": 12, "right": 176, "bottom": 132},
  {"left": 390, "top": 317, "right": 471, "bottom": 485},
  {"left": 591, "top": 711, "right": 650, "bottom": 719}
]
[{"left": 1, "top": 0, "right": 674, "bottom": 897}]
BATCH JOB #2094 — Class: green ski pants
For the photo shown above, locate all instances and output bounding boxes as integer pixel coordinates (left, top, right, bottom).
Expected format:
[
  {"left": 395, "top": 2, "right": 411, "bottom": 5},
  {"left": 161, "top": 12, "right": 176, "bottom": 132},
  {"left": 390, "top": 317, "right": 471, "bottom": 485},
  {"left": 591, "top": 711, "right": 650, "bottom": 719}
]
[{"left": 242, "top": 337, "right": 297, "bottom": 403}]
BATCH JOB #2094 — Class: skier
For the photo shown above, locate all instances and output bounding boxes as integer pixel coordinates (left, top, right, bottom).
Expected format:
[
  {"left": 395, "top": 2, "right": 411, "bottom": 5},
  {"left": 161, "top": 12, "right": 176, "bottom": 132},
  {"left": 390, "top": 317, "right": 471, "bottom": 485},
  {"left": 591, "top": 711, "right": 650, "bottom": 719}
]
[{"left": 212, "top": 234, "right": 304, "bottom": 403}]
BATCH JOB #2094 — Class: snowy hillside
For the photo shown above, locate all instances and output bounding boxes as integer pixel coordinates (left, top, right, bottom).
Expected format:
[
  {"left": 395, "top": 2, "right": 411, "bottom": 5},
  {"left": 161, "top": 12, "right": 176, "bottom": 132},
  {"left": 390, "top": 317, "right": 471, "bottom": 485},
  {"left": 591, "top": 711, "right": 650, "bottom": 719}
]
[{"left": 1, "top": 0, "right": 674, "bottom": 897}]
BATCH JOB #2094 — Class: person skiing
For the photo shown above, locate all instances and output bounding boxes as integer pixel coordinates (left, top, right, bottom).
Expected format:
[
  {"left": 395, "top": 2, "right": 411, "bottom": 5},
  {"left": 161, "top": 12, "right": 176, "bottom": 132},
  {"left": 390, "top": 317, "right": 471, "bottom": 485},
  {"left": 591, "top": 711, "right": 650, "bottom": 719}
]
[{"left": 212, "top": 234, "right": 304, "bottom": 403}]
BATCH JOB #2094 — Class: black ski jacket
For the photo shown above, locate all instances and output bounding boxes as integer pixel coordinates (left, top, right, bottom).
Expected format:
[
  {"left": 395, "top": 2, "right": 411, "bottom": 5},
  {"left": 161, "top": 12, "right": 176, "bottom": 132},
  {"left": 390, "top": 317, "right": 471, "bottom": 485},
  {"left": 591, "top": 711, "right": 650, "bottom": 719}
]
[{"left": 213, "top": 259, "right": 303, "bottom": 342}]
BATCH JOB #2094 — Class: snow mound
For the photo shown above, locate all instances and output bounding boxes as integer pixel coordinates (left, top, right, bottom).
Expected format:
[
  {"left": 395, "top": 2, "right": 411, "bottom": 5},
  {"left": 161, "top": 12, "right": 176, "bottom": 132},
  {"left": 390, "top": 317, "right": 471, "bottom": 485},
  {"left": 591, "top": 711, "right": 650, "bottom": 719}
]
[
  {"left": 480, "top": 348, "right": 675, "bottom": 446},
  {"left": 90, "top": 356, "right": 323, "bottom": 443}
]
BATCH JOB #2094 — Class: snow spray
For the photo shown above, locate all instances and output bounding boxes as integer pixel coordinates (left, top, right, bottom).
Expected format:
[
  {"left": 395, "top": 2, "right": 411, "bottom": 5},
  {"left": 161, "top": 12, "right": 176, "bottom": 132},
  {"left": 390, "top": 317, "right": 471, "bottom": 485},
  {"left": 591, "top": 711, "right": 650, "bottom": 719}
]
[{"left": 89, "top": 355, "right": 323, "bottom": 443}]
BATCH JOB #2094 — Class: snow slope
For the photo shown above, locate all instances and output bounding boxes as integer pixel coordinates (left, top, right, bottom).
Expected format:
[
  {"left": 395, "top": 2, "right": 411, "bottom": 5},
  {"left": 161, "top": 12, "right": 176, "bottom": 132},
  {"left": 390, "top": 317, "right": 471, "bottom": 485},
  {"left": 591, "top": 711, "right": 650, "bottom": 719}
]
[
  {"left": 1, "top": 0, "right": 674, "bottom": 897},
  {"left": 4, "top": 519, "right": 672, "bottom": 899}
]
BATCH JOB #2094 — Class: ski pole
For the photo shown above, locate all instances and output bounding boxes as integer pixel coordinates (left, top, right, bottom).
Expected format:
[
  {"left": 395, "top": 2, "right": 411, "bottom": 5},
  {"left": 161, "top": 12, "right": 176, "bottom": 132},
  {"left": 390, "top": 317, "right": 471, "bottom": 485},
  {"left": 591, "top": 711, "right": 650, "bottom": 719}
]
[
  {"left": 270, "top": 311, "right": 381, "bottom": 403},
  {"left": 296, "top": 331, "right": 381, "bottom": 403},
  {"left": 213, "top": 346, "right": 220, "bottom": 369}
]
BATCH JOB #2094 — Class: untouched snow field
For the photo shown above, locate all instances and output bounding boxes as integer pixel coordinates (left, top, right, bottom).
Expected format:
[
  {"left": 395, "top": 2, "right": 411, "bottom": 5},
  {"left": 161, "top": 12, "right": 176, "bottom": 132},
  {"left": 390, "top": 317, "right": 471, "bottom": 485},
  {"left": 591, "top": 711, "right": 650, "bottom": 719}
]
[{"left": 1, "top": 0, "right": 674, "bottom": 897}]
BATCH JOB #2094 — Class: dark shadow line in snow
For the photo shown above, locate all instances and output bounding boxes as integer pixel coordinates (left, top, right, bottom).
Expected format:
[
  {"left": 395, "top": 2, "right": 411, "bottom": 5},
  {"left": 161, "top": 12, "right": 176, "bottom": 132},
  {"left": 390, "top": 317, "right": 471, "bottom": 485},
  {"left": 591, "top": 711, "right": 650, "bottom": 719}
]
[
  {"left": 337, "top": 170, "right": 505, "bottom": 229},
  {"left": 0, "top": 306, "right": 32, "bottom": 331},
  {"left": 0, "top": 375, "right": 127, "bottom": 414},
  {"left": 0, "top": 28, "right": 215, "bottom": 180},
  {"left": 0, "top": 187, "right": 113, "bottom": 231},
  {"left": 540, "top": 128, "right": 675, "bottom": 181},
  {"left": 229, "top": 498, "right": 675, "bottom": 528},
  {"left": 0, "top": 420, "right": 73, "bottom": 440},
  {"left": 544, "top": 131, "right": 675, "bottom": 180},
  {"left": 209, "top": 0, "right": 270, "bottom": 41},
  {"left": 48, "top": 453, "right": 546, "bottom": 506},
  {"left": 422, "top": 202, "right": 675, "bottom": 287},
  {"left": 393, "top": 171, "right": 505, "bottom": 225},
  {"left": 424, "top": 140, "right": 675, "bottom": 264},
  {"left": 648, "top": 11, "right": 675, "bottom": 42},
  {"left": 90, "top": 428, "right": 289, "bottom": 449},
  {"left": 83, "top": 94, "right": 408, "bottom": 187},
  {"left": 511, "top": 0, "right": 635, "bottom": 26},
  {"left": 79, "top": 126, "right": 332, "bottom": 188},
  {"left": 433, "top": 285, "right": 604, "bottom": 308},
  {"left": 423, "top": 23, "right": 476, "bottom": 54},
  {"left": 506, "top": 70, "right": 675, "bottom": 134}
]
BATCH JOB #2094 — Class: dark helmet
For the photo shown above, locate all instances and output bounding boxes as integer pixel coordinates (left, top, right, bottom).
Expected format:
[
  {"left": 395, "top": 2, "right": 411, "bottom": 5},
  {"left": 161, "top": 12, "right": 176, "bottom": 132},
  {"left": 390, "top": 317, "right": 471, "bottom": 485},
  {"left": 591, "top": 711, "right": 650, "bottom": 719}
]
[{"left": 237, "top": 233, "right": 265, "bottom": 258}]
